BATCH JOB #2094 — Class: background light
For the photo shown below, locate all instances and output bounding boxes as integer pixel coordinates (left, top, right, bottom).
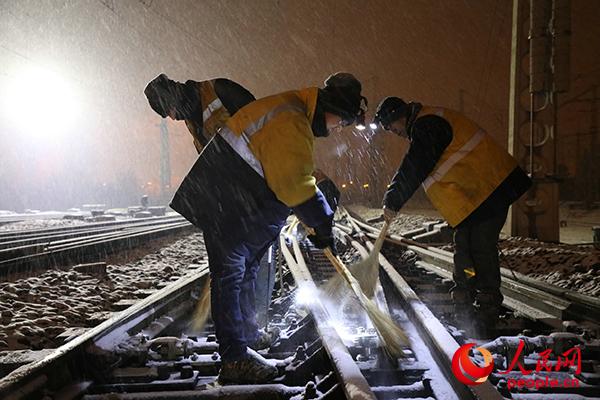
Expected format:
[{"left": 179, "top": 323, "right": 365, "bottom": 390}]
[
  {"left": 369, "top": 122, "right": 378, "bottom": 130},
  {"left": 2, "top": 65, "right": 81, "bottom": 141}
]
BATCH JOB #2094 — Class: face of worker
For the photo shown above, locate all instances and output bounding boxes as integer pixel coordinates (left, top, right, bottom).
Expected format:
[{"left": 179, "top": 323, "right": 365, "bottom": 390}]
[
  {"left": 166, "top": 107, "right": 178, "bottom": 120},
  {"left": 166, "top": 101, "right": 196, "bottom": 121},
  {"left": 387, "top": 117, "right": 408, "bottom": 139},
  {"left": 325, "top": 112, "right": 345, "bottom": 135},
  {"left": 164, "top": 83, "right": 195, "bottom": 120}
]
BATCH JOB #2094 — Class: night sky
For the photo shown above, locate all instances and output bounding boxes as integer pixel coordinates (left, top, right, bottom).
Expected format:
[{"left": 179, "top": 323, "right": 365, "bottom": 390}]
[{"left": 0, "top": 0, "right": 598, "bottom": 211}]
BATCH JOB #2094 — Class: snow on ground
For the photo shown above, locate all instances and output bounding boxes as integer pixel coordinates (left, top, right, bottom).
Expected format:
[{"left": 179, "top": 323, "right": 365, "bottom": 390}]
[
  {"left": 345, "top": 204, "right": 441, "bottom": 234},
  {"left": 0, "top": 218, "right": 87, "bottom": 232},
  {"left": 0, "top": 232, "right": 207, "bottom": 351},
  {"left": 499, "top": 238, "right": 599, "bottom": 297},
  {"left": 348, "top": 204, "right": 599, "bottom": 298}
]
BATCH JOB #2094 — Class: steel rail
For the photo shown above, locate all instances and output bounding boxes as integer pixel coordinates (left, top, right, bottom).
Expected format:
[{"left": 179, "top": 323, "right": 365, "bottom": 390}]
[
  {"left": 0, "top": 267, "right": 209, "bottom": 399},
  {"left": 0, "top": 218, "right": 186, "bottom": 250},
  {"left": 339, "top": 228, "right": 503, "bottom": 400},
  {"left": 0, "top": 221, "right": 193, "bottom": 277},
  {"left": 0, "top": 215, "right": 186, "bottom": 243},
  {"left": 279, "top": 229, "right": 377, "bottom": 400},
  {"left": 285, "top": 220, "right": 501, "bottom": 399},
  {"left": 349, "top": 215, "right": 600, "bottom": 326},
  {"left": 0, "top": 222, "right": 186, "bottom": 260}
]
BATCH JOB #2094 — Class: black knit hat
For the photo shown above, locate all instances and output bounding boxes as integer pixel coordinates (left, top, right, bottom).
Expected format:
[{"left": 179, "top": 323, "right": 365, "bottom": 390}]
[
  {"left": 320, "top": 72, "right": 367, "bottom": 126},
  {"left": 373, "top": 96, "right": 408, "bottom": 129},
  {"left": 144, "top": 74, "right": 198, "bottom": 119}
]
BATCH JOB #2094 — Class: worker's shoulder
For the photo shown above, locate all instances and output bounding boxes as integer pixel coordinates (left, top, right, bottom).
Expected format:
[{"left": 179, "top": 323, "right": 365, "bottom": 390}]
[
  {"left": 412, "top": 113, "right": 453, "bottom": 144},
  {"left": 258, "top": 87, "right": 317, "bottom": 108},
  {"left": 226, "top": 87, "right": 317, "bottom": 132},
  {"left": 415, "top": 114, "right": 451, "bottom": 130},
  {"left": 235, "top": 87, "right": 318, "bottom": 117}
]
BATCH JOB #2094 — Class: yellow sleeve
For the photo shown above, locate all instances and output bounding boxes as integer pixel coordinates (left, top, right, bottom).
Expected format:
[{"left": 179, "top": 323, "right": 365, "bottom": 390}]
[{"left": 249, "top": 110, "right": 317, "bottom": 207}]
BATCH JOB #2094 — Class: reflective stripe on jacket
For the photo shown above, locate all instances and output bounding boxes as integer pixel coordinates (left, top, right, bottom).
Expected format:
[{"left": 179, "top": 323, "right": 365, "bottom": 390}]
[
  {"left": 184, "top": 80, "right": 231, "bottom": 153},
  {"left": 223, "top": 87, "right": 320, "bottom": 207},
  {"left": 419, "top": 106, "right": 518, "bottom": 227}
]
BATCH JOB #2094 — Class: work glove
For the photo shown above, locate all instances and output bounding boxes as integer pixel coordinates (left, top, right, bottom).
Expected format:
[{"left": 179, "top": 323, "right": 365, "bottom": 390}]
[
  {"left": 307, "top": 221, "right": 336, "bottom": 254},
  {"left": 383, "top": 205, "right": 398, "bottom": 224}
]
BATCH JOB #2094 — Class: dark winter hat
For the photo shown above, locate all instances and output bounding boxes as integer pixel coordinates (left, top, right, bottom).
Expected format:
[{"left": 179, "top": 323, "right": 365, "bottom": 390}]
[
  {"left": 373, "top": 96, "right": 408, "bottom": 129},
  {"left": 320, "top": 72, "right": 367, "bottom": 126},
  {"left": 144, "top": 74, "right": 198, "bottom": 119}
]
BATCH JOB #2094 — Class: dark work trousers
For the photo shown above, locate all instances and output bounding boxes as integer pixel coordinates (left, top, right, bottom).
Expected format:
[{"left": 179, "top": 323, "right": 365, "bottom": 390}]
[
  {"left": 452, "top": 207, "right": 508, "bottom": 304},
  {"left": 254, "top": 243, "right": 277, "bottom": 328},
  {"left": 203, "top": 224, "right": 281, "bottom": 361}
]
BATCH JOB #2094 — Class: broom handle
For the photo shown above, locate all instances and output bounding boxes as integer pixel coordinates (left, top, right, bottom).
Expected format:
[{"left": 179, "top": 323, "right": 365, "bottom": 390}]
[
  {"left": 301, "top": 221, "right": 362, "bottom": 291},
  {"left": 373, "top": 221, "right": 390, "bottom": 251},
  {"left": 349, "top": 216, "right": 433, "bottom": 250},
  {"left": 323, "top": 248, "right": 370, "bottom": 303}
]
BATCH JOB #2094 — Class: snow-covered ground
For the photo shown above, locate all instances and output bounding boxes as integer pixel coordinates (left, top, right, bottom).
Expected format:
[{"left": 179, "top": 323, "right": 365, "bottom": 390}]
[
  {"left": 345, "top": 204, "right": 441, "bottom": 233},
  {"left": 499, "top": 237, "right": 599, "bottom": 297},
  {"left": 0, "top": 232, "right": 207, "bottom": 351},
  {"left": 0, "top": 218, "right": 88, "bottom": 232},
  {"left": 348, "top": 204, "right": 599, "bottom": 298}
]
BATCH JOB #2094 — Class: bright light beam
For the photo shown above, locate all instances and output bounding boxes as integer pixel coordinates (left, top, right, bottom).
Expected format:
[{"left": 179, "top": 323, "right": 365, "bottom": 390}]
[
  {"left": 2, "top": 65, "right": 82, "bottom": 141},
  {"left": 295, "top": 286, "right": 317, "bottom": 307}
]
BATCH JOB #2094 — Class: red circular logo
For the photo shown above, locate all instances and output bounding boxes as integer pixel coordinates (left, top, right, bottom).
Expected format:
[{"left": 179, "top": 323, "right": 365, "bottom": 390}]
[{"left": 451, "top": 343, "right": 494, "bottom": 386}]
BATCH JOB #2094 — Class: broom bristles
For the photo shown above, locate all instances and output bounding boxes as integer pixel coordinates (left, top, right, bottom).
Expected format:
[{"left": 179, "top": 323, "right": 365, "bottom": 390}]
[
  {"left": 191, "top": 278, "right": 212, "bottom": 332},
  {"left": 323, "top": 248, "right": 409, "bottom": 358},
  {"left": 364, "top": 297, "right": 408, "bottom": 357},
  {"left": 324, "top": 222, "right": 389, "bottom": 299}
]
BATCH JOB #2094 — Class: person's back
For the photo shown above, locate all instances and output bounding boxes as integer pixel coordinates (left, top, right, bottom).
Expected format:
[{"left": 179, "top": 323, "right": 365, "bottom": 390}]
[
  {"left": 144, "top": 74, "right": 255, "bottom": 153},
  {"left": 413, "top": 105, "right": 528, "bottom": 226},
  {"left": 373, "top": 96, "right": 531, "bottom": 331},
  {"left": 146, "top": 72, "right": 367, "bottom": 384}
]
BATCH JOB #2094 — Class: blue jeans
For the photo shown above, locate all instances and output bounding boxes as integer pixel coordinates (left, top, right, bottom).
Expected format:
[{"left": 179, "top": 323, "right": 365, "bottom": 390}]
[
  {"left": 203, "top": 224, "right": 281, "bottom": 361},
  {"left": 255, "top": 243, "right": 277, "bottom": 328}
]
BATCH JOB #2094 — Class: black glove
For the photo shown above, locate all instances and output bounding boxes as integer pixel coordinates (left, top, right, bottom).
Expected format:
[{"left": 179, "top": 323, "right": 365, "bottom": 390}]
[{"left": 307, "top": 222, "right": 336, "bottom": 254}]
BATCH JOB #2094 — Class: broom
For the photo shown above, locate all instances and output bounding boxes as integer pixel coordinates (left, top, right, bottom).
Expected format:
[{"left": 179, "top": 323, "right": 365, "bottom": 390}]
[
  {"left": 321, "top": 245, "right": 408, "bottom": 357},
  {"left": 324, "top": 221, "right": 390, "bottom": 299},
  {"left": 300, "top": 219, "right": 408, "bottom": 357},
  {"left": 191, "top": 278, "right": 212, "bottom": 332}
]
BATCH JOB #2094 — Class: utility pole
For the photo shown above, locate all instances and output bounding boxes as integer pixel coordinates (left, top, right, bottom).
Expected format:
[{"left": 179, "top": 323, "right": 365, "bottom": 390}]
[
  {"left": 556, "top": 85, "right": 600, "bottom": 207},
  {"left": 507, "top": 0, "right": 570, "bottom": 242},
  {"left": 158, "top": 118, "right": 171, "bottom": 204},
  {"left": 590, "top": 85, "right": 599, "bottom": 207}
]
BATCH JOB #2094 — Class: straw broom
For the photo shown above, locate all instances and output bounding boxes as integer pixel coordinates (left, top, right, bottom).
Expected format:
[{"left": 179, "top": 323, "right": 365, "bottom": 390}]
[
  {"left": 321, "top": 246, "right": 408, "bottom": 357},
  {"left": 191, "top": 278, "right": 212, "bottom": 332},
  {"left": 325, "top": 221, "right": 390, "bottom": 299},
  {"left": 299, "top": 219, "right": 408, "bottom": 357}
]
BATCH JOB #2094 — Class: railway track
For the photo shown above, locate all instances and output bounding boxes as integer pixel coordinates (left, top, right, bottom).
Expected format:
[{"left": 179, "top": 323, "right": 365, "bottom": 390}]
[
  {"left": 341, "top": 212, "right": 600, "bottom": 399},
  {"left": 0, "top": 216, "right": 193, "bottom": 278},
  {"left": 0, "top": 210, "right": 598, "bottom": 399},
  {"left": 347, "top": 214, "right": 600, "bottom": 331}
]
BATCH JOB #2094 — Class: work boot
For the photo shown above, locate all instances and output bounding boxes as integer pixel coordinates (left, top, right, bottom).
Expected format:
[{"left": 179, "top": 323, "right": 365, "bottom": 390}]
[
  {"left": 450, "top": 287, "right": 471, "bottom": 304},
  {"left": 248, "top": 328, "right": 279, "bottom": 351},
  {"left": 218, "top": 350, "right": 278, "bottom": 384},
  {"left": 474, "top": 291, "right": 503, "bottom": 326},
  {"left": 450, "top": 286, "right": 475, "bottom": 322}
]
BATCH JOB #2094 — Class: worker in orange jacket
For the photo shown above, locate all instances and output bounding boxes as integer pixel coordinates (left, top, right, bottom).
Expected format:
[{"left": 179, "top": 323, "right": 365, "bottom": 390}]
[
  {"left": 373, "top": 97, "right": 531, "bottom": 327},
  {"left": 145, "top": 73, "right": 366, "bottom": 383}
]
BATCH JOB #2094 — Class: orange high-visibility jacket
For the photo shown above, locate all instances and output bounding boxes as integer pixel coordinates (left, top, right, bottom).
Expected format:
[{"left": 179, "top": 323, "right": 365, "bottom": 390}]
[{"left": 419, "top": 106, "right": 518, "bottom": 226}]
